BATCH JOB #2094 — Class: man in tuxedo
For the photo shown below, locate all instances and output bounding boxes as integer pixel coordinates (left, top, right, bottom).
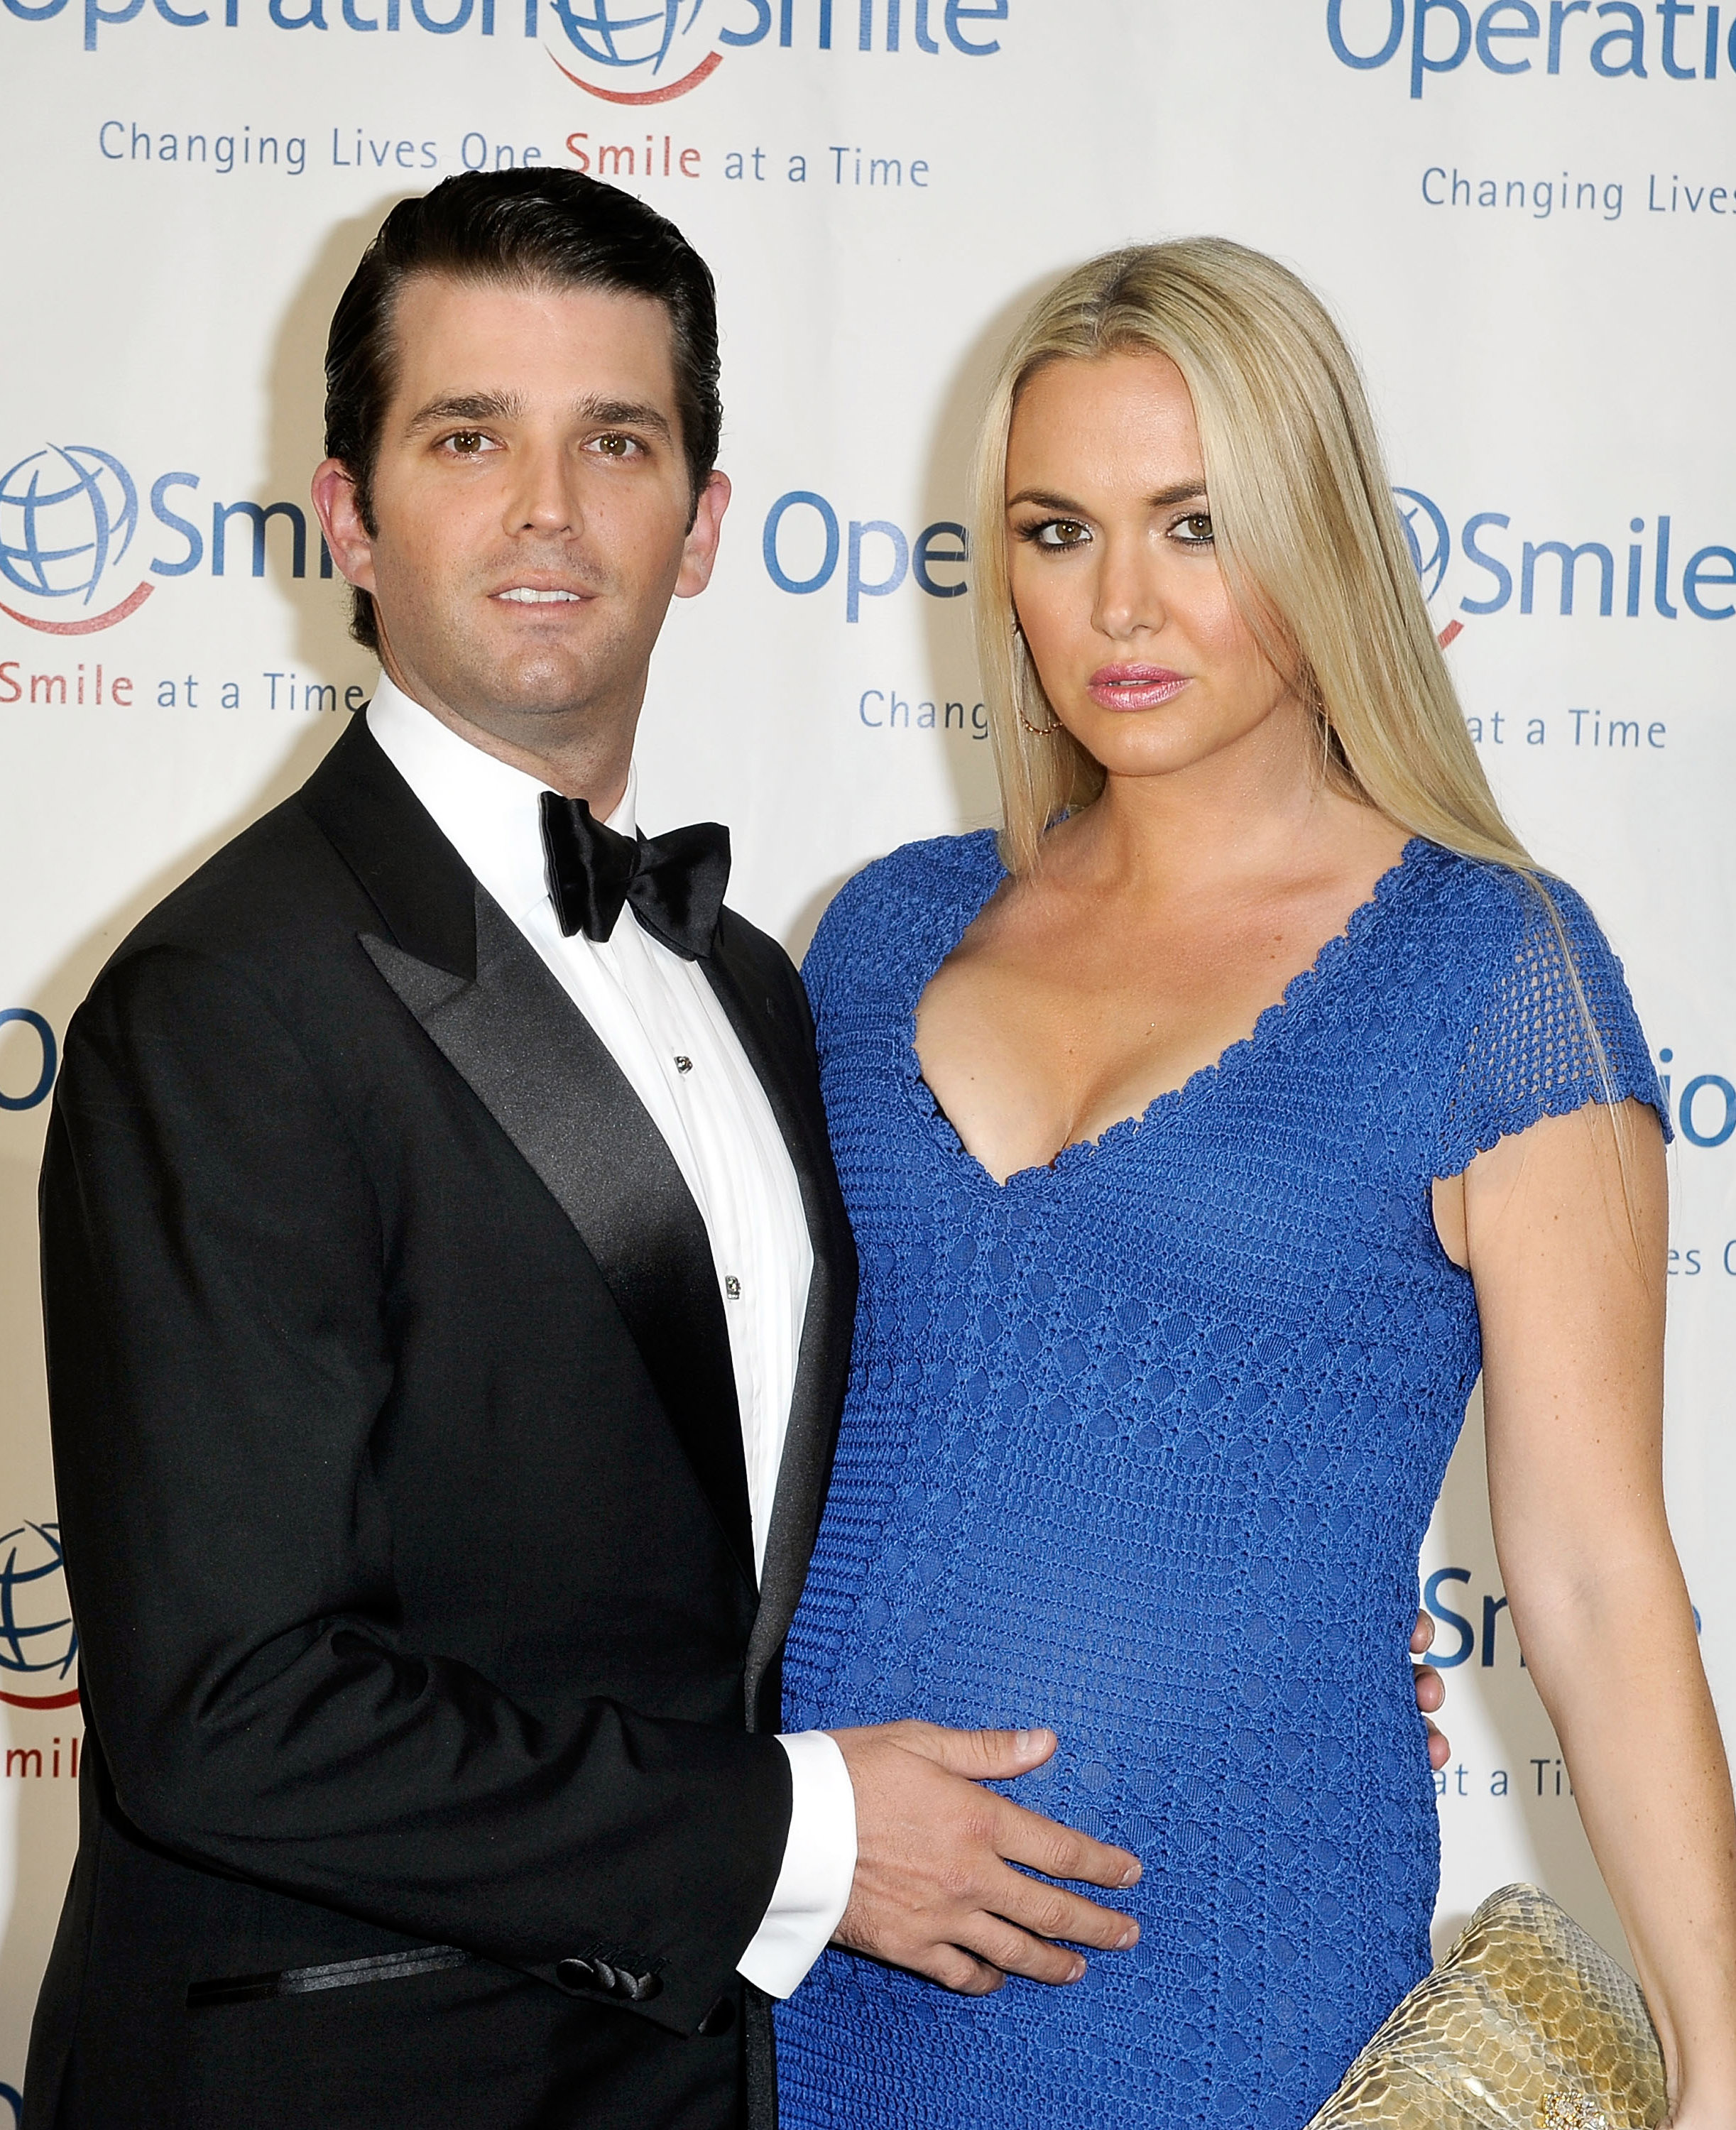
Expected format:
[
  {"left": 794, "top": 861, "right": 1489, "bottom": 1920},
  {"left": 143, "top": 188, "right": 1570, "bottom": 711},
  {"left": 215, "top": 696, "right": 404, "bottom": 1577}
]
[{"left": 23, "top": 170, "right": 1159, "bottom": 2129}]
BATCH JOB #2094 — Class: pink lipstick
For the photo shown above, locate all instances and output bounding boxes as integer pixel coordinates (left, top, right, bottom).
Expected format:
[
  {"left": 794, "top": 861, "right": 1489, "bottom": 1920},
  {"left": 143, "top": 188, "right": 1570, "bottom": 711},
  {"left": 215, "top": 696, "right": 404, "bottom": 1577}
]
[{"left": 1087, "top": 664, "right": 1191, "bottom": 711}]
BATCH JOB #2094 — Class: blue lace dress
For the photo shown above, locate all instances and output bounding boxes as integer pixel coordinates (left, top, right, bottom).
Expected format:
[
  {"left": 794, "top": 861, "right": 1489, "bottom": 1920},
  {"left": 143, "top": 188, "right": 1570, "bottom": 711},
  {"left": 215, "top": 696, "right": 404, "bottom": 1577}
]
[{"left": 775, "top": 832, "right": 1665, "bottom": 2130}]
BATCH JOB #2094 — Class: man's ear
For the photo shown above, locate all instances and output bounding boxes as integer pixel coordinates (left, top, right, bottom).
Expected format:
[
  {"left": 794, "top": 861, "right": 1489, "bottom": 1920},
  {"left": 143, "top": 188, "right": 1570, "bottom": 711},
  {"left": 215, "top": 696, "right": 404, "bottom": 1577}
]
[
  {"left": 674, "top": 470, "right": 731, "bottom": 601},
  {"left": 311, "top": 459, "right": 377, "bottom": 593}
]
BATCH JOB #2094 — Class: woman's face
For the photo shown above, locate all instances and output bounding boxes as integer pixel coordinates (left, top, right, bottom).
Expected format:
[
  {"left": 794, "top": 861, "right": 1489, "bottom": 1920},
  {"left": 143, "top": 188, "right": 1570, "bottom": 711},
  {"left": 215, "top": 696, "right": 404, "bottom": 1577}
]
[{"left": 1005, "top": 351, "right": 1301, "bottom": 783}]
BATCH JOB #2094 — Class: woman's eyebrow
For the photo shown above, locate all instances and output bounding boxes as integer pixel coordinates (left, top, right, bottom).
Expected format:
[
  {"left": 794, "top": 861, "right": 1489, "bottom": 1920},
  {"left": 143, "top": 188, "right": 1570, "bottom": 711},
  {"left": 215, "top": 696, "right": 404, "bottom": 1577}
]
[
  {"left": 1006, "top": 487, "right": 1082, "bottom": 513},
  {"left": 1006, "top": 480, "right": 1208, "bottom": 511}
]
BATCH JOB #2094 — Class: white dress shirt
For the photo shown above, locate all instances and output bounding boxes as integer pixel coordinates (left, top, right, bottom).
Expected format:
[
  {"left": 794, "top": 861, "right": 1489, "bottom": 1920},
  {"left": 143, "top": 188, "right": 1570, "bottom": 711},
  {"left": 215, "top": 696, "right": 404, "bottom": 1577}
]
[{"left": 368, "top": 676, "right": 854, "bottom": 1998}]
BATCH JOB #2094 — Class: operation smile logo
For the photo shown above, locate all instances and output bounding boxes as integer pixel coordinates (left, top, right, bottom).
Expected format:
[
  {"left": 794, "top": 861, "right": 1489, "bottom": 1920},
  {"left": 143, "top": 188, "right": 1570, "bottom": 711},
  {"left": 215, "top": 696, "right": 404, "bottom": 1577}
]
[
  {"left": 1397, "top": 487, "right": 1452, "bottom": 601},
  {"left": 545, "top": 0, "right": 740, "bottom": 102},
  {"left": 1329, "top": 0, "right": 1736, "bottom": 94},
  {"left": 1396, "top": 486, "right": 1465, "bottom": 648},
  {"left": 5, "top": 0, "right": 1008, "bottom": 71},
  {"left": 1397, "top": 484, "right": 1736, "bottom": 622},
  {"left": 755, "top": 479, "right": 1736, "bottom": 650},
  {"left": 0, "top": 1522, "right": 79, "bottom": 1712},
  {"left": 0, "top": 439, "right": 334, "bottom": 635},
  {"left": 545, "top": 0, "right": 1008, "bottom": 103},
  {"left": 0, "top": 446, "right": 154, "bottom": 635}
]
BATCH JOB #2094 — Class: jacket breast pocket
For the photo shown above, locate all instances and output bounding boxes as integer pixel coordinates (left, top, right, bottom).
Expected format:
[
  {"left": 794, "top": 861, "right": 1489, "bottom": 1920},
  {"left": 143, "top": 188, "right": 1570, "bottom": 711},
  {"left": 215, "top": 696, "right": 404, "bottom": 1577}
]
[{"left": 187, "top": 1943, "right": 469, "bottom": 2009}]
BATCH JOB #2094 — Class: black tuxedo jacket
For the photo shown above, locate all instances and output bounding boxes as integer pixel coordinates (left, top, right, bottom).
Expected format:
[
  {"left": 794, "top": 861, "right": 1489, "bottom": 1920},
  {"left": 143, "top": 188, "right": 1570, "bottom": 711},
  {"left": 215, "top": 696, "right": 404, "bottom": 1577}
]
[{"left": 24, "top": 718, "right": 856, "bottom": 2130}]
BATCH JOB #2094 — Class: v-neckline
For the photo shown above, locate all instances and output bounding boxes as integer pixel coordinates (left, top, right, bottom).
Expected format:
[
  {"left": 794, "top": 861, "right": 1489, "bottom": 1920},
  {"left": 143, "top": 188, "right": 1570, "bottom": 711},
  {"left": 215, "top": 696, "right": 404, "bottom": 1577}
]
[{"left": 905, "top": 834, "right": 1430, "bottom": 1194}]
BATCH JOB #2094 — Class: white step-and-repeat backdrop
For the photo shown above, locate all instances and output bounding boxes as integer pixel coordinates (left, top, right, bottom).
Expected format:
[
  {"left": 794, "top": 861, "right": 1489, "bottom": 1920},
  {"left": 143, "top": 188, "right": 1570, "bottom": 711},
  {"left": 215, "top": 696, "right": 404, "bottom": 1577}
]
[{"left": 3, "top": 0, "right": 1733, "bottom": 2107}]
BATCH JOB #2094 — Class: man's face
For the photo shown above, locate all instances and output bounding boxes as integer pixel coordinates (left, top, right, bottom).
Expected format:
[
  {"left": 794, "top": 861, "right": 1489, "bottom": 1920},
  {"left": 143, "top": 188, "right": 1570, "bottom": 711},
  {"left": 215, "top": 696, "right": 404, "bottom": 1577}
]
[{"left": 315, "top": 273, "right": 726, "bottom": 751}]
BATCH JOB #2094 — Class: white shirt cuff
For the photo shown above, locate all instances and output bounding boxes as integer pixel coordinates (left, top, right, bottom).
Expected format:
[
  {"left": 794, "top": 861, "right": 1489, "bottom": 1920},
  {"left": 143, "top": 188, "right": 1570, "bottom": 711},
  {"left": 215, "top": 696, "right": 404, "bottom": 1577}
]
[{"left": 736, "top": 1730, "right": 858, "bottom": 1999}]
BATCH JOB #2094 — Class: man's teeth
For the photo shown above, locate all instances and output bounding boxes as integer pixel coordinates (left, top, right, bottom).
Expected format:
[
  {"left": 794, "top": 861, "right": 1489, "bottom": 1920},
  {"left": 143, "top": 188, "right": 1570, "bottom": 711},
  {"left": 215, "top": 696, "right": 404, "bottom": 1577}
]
[{"left": 498, "top": 587, "right": 581, "bottom": 604}]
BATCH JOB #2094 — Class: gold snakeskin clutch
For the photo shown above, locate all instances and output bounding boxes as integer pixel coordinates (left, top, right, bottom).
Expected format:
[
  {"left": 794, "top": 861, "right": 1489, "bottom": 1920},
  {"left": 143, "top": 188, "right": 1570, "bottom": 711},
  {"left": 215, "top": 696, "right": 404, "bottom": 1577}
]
[{"left": 1304, "top": 1884, "right": 1666, "bottom": 2129}]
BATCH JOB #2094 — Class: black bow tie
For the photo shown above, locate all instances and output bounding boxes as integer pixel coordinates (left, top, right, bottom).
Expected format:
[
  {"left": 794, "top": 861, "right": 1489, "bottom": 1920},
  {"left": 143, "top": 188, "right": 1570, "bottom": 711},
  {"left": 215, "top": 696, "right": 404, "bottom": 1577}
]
[{"left": 539, "top": 791, "right": 731, "bottom": 962}]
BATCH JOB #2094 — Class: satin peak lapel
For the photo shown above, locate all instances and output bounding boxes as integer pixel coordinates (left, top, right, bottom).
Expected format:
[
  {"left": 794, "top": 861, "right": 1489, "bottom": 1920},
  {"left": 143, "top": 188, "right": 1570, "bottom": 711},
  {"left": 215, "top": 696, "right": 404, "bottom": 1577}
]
[
  {"left": 361, "top": 889, "right": 755, "bottom": 1589},
  {"left": 702, "top": 923, "right": 854, "bottom": 1722}
]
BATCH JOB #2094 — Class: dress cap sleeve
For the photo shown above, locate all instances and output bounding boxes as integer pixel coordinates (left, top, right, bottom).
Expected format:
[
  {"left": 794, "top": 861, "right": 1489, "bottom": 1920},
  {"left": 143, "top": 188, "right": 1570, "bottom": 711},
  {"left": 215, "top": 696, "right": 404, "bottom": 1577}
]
[
  {"left": 1436, "top": 870, "right": 1669, "bottom": 1179},
  {"left": 800, "top": 831, "right": 1000, "bottom": 1027}
]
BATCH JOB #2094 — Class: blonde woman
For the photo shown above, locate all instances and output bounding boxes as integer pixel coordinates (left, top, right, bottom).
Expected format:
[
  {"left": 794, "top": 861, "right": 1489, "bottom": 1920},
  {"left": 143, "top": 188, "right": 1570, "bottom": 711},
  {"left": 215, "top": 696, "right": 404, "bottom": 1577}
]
[{"left": 777, "top": 242, "right": 1736, "bottom": 2126}]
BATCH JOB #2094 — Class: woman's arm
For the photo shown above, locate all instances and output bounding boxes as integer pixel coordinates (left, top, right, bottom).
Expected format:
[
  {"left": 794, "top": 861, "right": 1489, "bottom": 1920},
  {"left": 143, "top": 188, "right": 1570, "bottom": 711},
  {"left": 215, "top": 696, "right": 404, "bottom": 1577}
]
[{"left": 1464, "top": 1098, "right": 1736, "bottom": 2126}]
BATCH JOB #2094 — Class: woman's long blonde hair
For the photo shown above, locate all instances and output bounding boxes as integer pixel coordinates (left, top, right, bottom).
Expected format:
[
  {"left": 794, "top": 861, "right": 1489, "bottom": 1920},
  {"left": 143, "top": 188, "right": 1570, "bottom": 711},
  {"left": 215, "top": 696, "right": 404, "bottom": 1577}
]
[
  {"left": 971, "top": 240, "right": 1654, "bottom": 1240},
  {"left": 972, "top": 237, "right": 1530, "bottom": 878}
]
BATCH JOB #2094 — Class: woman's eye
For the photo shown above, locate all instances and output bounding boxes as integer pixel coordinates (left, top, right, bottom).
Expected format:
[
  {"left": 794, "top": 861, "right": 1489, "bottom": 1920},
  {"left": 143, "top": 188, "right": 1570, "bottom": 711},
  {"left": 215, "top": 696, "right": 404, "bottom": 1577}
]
[
  {"left": 1032, "top": 518, "right": 1091, "bottom": 549},
  {"left": 1172, "top": 512, "right": 1215, "bottom": 545}
]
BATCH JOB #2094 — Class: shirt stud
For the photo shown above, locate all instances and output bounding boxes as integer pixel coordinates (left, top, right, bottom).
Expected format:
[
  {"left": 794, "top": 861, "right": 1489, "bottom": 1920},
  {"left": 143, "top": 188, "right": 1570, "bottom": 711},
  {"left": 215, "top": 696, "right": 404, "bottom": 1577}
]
[
  {"left": 724, "top": 1276, "right": 742, "bottom": 1299},
  {"left": 674, "top": 1055, "right": 693, "bottom": 1074}
]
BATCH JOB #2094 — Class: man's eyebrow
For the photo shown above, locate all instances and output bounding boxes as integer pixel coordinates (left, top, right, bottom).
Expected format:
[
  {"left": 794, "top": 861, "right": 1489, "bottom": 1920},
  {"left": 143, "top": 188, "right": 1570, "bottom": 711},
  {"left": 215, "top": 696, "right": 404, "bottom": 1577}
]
[
  {"left": 403, "top": 390, "right": 524, "bottom": 435},
  {"left": 1005, "top": 480, "right": 1209, "bottom": 512},
  {"left": 574, "top": 396, "right": 674, "bottom": 442},
  {"left": 401, "top": 390, "right": 674, "bottom": 443}
]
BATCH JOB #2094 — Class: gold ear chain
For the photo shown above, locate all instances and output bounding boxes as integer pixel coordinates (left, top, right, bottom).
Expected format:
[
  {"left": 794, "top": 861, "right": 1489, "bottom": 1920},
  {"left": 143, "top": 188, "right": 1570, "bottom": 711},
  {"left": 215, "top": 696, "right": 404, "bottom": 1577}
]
[
  {"left": 1017, "top": 701, "right": 1064, "bottom": 737},
  {"left": 1011, "top": 620, "right": 1063, "bottom": 735}
]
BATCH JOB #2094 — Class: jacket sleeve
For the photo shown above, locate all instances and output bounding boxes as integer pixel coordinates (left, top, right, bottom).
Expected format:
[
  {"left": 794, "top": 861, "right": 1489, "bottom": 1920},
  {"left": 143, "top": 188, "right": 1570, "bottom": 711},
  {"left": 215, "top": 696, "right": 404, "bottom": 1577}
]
[{"left": 39, "top": 940, "right": 791, "bottom": 2035}]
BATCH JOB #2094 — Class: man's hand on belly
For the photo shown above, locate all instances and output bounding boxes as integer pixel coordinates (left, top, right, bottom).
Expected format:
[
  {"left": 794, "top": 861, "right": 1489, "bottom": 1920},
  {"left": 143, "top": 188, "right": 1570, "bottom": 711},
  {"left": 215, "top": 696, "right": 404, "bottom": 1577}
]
[
  {"left": 827, "top": 1721, "right": 1142, "bottom": 1995},
  {"left": 1412, "top": 1608, "right": 1452, "bottom": 1771}
]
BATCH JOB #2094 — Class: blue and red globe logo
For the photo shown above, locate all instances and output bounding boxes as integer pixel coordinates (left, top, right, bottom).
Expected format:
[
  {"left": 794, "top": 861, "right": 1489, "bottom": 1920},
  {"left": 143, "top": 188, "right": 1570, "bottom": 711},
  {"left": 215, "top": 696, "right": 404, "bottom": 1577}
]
[
  {"left": 1394, "top": 486, "right": 1451, "bottom": 601},
  {"left": 0, "top": 443, "right": 155, "bottom": 635},
  {"left": 1394, "top": 484, "right": 1463, "bottom": 650},
  {"left": 548, "top": 0, "right": 731, "bottom": 102},
  {"left": 0, "top": 1521, "right": 79, "bottom": 1712}
]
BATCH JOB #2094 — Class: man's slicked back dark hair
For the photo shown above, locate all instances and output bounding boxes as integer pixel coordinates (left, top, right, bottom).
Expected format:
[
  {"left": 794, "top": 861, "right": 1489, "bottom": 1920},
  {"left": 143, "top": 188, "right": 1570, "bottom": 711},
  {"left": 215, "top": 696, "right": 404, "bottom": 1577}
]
[{"left": 324, "top": 167, "right": 723, "bottom": 652}]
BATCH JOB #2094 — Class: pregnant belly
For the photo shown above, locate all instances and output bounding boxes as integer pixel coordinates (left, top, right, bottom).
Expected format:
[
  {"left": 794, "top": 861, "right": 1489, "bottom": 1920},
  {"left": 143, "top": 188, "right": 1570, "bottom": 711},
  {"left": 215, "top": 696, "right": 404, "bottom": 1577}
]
[{"left": 792, "top": 1544, "right": 1431, "bottom": 1840}]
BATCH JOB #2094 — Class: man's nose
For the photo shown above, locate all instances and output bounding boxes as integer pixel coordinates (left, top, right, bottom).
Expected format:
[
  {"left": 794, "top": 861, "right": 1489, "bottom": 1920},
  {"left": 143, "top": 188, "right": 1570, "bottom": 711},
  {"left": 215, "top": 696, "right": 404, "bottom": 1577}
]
[{"left": 508, "top": 441, "right": 579, "bottom": 535}]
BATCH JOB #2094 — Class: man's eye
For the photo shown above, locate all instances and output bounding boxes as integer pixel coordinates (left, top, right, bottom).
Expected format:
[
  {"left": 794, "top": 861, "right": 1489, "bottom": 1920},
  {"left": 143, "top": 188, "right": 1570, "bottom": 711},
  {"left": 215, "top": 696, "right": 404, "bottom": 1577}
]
[
  {"left": 591, "top": 433, "right": 644, "bottom": 459},
  {"left": 444, "top": 432, "right": 491, "bottom": 457}
]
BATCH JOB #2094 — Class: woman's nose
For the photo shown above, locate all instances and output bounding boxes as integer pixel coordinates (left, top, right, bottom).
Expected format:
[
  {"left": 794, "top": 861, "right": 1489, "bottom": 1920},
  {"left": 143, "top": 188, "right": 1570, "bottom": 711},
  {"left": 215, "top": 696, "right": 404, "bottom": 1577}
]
[{"left": 1092, "top": 540, "right": 1167, "bottom": 640}]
